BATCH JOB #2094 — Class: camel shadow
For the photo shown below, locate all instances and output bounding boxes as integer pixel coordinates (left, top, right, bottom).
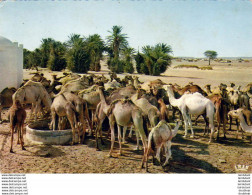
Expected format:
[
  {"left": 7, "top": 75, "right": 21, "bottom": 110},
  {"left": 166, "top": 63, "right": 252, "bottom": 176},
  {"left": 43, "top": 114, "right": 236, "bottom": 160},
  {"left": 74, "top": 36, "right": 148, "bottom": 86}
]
[{"left": 163, "top": 145, "right": 222, "bottom": 173}]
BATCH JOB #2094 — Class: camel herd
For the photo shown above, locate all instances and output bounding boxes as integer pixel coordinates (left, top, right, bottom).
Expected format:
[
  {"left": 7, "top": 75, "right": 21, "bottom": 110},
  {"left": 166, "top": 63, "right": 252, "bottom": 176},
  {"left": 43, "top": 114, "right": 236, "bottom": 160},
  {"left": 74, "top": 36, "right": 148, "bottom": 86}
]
[{"left": 1, "top": 71, "right": 252, "bottom": 171}]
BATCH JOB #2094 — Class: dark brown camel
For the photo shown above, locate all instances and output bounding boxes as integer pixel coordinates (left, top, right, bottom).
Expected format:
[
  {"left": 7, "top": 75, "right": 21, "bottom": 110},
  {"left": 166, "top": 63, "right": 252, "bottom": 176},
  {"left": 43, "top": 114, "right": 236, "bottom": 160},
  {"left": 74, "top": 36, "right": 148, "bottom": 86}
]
[{"left": 9, "top": 100, "right": 26, "bottom": 153}]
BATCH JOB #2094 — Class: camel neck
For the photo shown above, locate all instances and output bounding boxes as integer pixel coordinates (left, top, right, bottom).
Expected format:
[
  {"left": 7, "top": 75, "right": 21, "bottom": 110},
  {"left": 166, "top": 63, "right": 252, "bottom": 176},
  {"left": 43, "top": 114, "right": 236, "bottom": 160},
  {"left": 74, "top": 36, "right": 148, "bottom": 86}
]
[
  {"left": 98, "top": 89, "right": 108, "bottom": 105},
  {"left": 167, "top": 87, "right": 180, "bottom": 107}
]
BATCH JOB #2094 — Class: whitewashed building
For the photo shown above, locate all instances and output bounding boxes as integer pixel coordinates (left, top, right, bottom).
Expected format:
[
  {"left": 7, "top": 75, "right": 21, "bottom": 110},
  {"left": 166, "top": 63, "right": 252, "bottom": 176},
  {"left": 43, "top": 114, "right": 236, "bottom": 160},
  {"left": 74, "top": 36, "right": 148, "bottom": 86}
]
[{"left": 0, "top": 35, "right": 23, "bottom": 92}]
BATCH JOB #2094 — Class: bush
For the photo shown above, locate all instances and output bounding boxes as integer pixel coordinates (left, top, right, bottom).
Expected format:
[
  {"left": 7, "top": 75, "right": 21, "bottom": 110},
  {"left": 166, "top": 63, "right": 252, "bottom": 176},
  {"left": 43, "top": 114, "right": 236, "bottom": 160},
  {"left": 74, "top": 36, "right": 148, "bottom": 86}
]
[
  {"left": 174, "top": 65, "right": 199, "bottom": 69},
  {"left": 199, "top": 66, "right": 213, "bottom": 70}
]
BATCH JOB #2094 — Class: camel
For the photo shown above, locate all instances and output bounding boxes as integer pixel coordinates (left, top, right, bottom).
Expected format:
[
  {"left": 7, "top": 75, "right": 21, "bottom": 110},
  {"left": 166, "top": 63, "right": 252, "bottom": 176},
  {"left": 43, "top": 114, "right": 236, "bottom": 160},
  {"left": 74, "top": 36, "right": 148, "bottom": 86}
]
[
  {"left": 131, "top": 88, "right": 160, "bottom": 128},
  {"left": 166, "top": 85, "right": 215, "bottom": 142},
  {"left": 9, "top": 100, "right": 26, "bottom": 153},
  {"left": 62, "top": 91, "right": 91, "bottom": 143},
  {"left": 104, "top": 79, "right": 121, "bottom": 91},
  {"left": 144, "top": 120, "right": 182, "bottom": 172},
  {"left": 158, "top": 98, "right": 169, "bottom": 122},
  {"left": 60, "top": 76, "right": 90, "bottom": 93},
  {"left": 228, "top": 108, "right": 252, "bottom": 142},
  {"left": 171, "top": 84, "right": 207, "bottom": 97},
  {"left": 0, "top": 87, "right": 16, "bottom": 121},
  {"left": 12, "top": 80, "right": 52, "bottom": 121},
  {"left": 106, "top": 98, "right": 148, "bottom": 167},
  {"left": 50, "top": 93, "right": 82, "bottom": 145}
]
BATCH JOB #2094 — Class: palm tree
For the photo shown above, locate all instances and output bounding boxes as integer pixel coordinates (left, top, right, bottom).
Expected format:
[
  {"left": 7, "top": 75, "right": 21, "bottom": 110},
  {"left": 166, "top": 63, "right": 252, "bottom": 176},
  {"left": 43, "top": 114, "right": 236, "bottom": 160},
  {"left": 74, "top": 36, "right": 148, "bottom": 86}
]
[
  {"left": 107, "top": 26, "right": 128, "bottom": 59},
  {"left": 204, "top": 50, "right": 218, "bottom": 65},
  {"left": 141, "top": 43, "right": 173, "bottom": 76},
  {"left": 40, "top": 38, "right": 56, "bottom": 67},
  {"left": 47, "top": 41, "right": 66, "bottom": 71},
  {"left": 65, "top": 35, "right": 90, "bottom": 73},
  {"left": 106, "top": 26, "right": 128, "bottom": 73},
  {"left": 85, "top": 34, "right": 105, "bottom": 71},
  {"left": 122, "top": 47, "right": 135, "bottom": 73}
]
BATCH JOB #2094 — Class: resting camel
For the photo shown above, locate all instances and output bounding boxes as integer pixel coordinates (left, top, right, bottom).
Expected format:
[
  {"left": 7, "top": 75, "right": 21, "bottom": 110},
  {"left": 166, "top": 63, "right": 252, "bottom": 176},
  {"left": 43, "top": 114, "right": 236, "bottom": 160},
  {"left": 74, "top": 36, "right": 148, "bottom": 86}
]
[
  {"left": 144, "top": 120, "right": 182, "bottom": 172},
  {"left": 166, "top": 85, "right": 215, "bottom": 142},
  {"left": 107, "top": 98, "right": 148, "bottom": 167},
  {"left": 9, "top": 100, "right": 26, "bottom": 153},
  {"left": 228, "top": 108, "right": 252, "bottom": 142},
  {"left": 12, "top": 80, "right": 52, "bottom": 121}
]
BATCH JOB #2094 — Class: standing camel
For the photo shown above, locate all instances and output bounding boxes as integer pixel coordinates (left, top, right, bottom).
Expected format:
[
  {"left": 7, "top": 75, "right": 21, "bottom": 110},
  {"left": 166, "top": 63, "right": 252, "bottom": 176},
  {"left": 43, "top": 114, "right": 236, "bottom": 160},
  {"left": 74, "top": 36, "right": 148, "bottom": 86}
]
[
  {"left": 166, "top": 85, "right": 215, "bottom": 142},
  {"left": 12, "top": 80, "right": 52, "bottom": 121},
  {"left": 228, "top": 108, "right": 252, "bottom": 142},
  {"left": 9, "top": 100, "right": 26, "bottom": 153},
  {"left": 107, "top": 98, "right": 148, "bottom": 168}
]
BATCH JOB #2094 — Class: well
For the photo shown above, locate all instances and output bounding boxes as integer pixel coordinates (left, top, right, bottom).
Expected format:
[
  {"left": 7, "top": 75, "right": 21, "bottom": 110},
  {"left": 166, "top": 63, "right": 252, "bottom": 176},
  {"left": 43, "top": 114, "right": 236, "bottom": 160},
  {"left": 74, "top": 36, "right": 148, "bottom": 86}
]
[{"left": 26, "top": 120, "right": 73, "bottom": 145}]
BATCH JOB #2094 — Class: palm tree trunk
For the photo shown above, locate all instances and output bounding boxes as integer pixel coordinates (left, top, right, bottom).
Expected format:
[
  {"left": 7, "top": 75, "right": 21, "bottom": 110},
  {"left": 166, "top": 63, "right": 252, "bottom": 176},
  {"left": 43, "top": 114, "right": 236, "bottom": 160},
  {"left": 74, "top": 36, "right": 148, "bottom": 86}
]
[{"left": 208, "top": 58, "right": 211, "bottom": 66}]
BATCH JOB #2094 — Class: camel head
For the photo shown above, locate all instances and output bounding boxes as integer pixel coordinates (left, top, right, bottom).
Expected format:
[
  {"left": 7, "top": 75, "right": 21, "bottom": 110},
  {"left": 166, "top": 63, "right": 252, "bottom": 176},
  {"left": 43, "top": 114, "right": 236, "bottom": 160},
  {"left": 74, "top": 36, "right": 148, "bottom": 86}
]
[{"left": 228, "top": 108, "right": 243, "bottom": 119}]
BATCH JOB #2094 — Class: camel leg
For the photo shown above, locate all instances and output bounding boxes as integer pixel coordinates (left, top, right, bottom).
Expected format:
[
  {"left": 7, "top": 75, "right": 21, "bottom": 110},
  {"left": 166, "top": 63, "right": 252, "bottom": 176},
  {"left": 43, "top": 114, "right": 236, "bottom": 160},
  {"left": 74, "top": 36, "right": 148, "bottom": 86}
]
[
  {"left": 135, "top": 130, "right": 140, "bottom": 150},
  {"left": 181, "top": 111, "right": 189, "bottom": 138},
  {"left": 50, "top": 109, "right": 56, "bottom": 130},
  {"left": 10, "top": 125, "right": 14, "bottom": 153},
  {"left": 66, "top": 113, "right": 76, "bottom": 145},
  {"left": 145, "top": 147, "right": 150, "bottom": 172},
  {"left": 128, "top": 125, "right": 133, "bottom": 138},
  {"left": 209, "top": 116, "right": 215, "bottom": 143},
  {"left": 187, "top": 114, "right": 194, "bottom": 138},
  {"left": 163, "top": 141, "right": 172, "bottom": 167},
  {"left": 117, "top": 125, "right": 122, "bottom": 156},
  {"left": 19, "top": 123, "right": 25, "bottom": 150},
  {"left": 108, "top": 115, "right": 115, "bottom": 157},
  {"left": 156, "top": 146, "right": 161, "bottom": 165},
  {"left": 17, "top": 125, "right": 21, "bottom": 145},
  {"left": 122, "top": 126, "right": 127, "bottom": 143},
  {"left": 229, "top": 116, "right": 232, "bottom": 130}
]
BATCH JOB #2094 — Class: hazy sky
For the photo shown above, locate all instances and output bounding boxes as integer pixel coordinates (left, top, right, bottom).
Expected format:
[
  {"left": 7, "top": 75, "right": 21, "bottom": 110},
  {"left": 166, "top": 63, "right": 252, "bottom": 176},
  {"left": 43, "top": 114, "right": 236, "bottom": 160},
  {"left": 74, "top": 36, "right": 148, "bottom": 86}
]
[{"left": 0, "top": 0, "right": 251, "bottom": 57}]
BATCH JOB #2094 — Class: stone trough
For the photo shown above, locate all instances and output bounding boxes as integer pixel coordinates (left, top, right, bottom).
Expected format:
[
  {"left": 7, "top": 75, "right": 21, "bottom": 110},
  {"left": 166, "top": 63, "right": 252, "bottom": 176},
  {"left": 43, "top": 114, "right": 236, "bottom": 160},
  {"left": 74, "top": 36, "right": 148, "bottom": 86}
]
[{"left": 26, "top": 120, "right": 72, "bottom": 145}]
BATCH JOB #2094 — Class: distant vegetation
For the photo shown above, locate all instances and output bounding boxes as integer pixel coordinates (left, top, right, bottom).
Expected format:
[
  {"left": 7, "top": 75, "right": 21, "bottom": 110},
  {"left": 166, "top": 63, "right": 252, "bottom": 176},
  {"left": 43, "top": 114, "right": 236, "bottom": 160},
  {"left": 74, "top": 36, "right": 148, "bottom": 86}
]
[
  {"left": 204, "top": 50, "right": 218, "bottom": 66},
  {"left": 23, "top": 25, "right": 172, "bottom": 76},
  {"left": 173, "top": 65, "right": 213, "bottom": 70}
]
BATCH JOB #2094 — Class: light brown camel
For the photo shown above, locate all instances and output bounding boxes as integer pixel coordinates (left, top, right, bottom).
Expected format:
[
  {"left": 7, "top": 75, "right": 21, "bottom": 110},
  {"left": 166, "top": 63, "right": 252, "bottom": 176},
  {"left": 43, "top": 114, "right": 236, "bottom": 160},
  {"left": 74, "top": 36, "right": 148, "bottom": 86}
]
[
  {"left": 9, "top": 100, "right": 26, "bottom": 153},
  {"left": 228, "top": 108, "right": 252, "bottom": 142},
  {"left": 95, "top": 86, "right": 138, "bottom": 150},
  {"left": 107, "top": 98, "right": 149, "bottom": 168},
  {"left": 144, "top": 120, "right": 182, "bottom": 172},
  {"left": 12, "top": 80, "right": 52, "bottom": 121},
  {"left": 131, "top": 88, "right": 160, "bottom": 128},
  {"left": 61, "top": 91, "right": 91, "bottom": 143},
  {"left": 50, "top": 93, "right": 79, "bottom": 145}
]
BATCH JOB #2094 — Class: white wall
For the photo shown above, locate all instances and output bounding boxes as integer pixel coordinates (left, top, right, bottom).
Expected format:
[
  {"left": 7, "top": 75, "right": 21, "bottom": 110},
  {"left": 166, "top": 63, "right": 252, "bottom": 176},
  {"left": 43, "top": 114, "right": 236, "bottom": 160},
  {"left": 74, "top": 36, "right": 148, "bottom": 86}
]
[{"left": 0, "top": 38, "right": 23, "bottom": 92}]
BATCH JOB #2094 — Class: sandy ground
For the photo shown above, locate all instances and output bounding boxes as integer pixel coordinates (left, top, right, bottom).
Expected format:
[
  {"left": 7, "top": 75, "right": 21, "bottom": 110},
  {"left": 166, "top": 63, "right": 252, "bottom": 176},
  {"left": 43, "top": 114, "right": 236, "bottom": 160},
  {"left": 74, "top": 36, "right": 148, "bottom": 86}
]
[{"left": 1, "top": 59, "right": 252, "bottom": 173}]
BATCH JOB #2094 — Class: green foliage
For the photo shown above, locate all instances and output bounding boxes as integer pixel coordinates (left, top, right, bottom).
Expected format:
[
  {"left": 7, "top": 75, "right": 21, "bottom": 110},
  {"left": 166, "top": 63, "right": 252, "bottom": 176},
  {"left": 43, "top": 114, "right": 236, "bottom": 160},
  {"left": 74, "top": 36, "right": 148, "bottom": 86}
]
[
  {"left": 204, "top": 50, "right": 218, "bottom": 65},
  {"left": 65, "top": 36, "right": 90, "bottom": 73},
  {"left": 135, "top": 52, "right": 144, "bottom": 73},
  {"left": 174, "top": 65, "right": 199, "bottom": 69},
  {"left": 107, "top": 57, "right": 124, "bottom": 73},
  {"left": 106, "top": 26, "right": 129, "bottom": 73},
  {"left": 23, "top": 48, "right": 31, "bottom": 69},
  {"left": 121, "top": 47, "right": 135, "bottom": 73},
  {"left": 138, "top": 43, "right": 173, "bottom": 76},
  {"left": 199, "top": 66, "right": 213, "bottom": 70},
  {"left": 47, "top": 41, "right": 66, "bottom": 71},
  {"left": 85, "top": 34, "right": 105, "bottom": 71},
  {"left": 40, "top": 38, "right": 56, "bottom": 68}
]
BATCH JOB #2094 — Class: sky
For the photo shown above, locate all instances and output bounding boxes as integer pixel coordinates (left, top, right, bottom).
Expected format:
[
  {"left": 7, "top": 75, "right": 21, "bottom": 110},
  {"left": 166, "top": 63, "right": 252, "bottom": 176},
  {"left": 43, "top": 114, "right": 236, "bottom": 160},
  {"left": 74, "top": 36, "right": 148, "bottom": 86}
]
[{"left": 0, "top": 0, "right": 252, "bottom": 57}]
